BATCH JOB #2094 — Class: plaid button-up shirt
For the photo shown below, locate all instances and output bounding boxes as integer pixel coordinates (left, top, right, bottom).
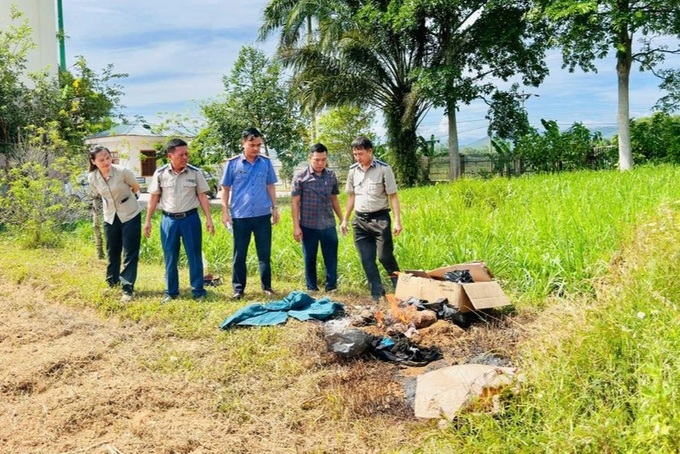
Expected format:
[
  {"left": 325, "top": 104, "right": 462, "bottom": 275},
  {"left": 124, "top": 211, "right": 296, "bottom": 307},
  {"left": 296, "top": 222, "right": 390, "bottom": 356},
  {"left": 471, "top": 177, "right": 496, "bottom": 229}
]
[{"left": 291, "top": 166, "right": 340, "bottom": 229}]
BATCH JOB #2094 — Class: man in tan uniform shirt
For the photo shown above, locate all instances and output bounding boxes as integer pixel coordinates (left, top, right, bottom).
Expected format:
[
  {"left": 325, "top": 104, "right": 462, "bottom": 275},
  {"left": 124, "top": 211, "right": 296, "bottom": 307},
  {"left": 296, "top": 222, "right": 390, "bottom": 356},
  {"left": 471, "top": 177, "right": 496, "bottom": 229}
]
[
  {"left": 144, "top": 138, "right": 215, "bottom": 302},
  {"left": 340, "top": 136, "right": 402, "bottom": 301}
]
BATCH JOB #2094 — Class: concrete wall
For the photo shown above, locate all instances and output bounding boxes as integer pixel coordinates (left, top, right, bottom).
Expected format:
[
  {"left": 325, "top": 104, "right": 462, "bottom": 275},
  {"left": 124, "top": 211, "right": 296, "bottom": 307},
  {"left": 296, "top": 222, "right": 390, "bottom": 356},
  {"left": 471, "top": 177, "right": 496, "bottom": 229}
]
[
  {"left": 0, "top": 0, "right": 58, "bottom": 79},
  {"left": 85, "top": 135, "right": 170, "bottom": 185}
]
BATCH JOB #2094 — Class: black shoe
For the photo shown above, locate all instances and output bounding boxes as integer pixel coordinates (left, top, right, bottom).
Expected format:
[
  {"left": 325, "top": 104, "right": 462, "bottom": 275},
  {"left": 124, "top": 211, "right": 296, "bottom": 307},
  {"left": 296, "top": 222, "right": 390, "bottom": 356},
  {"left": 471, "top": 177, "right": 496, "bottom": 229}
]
[
  {"left": 194, "top": 294, "right": 207, "bottom": 302},
  {"left": 263, "top": 288, "right": 275, "bottom": 297},
  {"left": 232, "top": 292, "right": 244, "bottom": 300}
]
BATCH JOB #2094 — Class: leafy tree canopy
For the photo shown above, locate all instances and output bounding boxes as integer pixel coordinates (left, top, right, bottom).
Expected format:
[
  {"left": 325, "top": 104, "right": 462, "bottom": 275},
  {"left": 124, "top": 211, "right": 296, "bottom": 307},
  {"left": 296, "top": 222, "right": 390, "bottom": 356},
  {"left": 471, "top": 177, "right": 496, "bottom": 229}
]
[
  {"left": 542, "top": 0, "right": 680, "bottom": 169},
  {"left": 201, "top": 46, "right": 308, "bottom": 181},
  {"left": 316, "top": 105, "right": 376, "bottom": 171},
  {"left": 0, "top": 7, "right": 126, "bottom": 169}
]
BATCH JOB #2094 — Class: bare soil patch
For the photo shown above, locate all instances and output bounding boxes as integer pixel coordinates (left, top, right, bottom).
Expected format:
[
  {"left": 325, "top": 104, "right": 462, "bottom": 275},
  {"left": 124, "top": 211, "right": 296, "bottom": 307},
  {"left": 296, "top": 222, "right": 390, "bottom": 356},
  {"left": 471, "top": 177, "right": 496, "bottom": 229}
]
[{"left": 0, "top": 281, "right": 528, "bottom": 453}]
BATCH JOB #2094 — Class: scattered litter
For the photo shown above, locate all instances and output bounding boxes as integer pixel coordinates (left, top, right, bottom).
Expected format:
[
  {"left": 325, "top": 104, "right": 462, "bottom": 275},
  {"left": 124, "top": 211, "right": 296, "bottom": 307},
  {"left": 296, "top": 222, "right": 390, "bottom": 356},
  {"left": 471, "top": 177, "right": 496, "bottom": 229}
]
[
  {"left": 370, "top": 334, "right": 442, "bottom": 367},
  {"left": 203, "top": 274, "right": 222, "bottom": 287},
  {"left": 323, "top": 321, "right": 442, "bottom": 366},
  {"left": 401, "top": 296, "right": 474, "bottom": 328},
  {"left": 350, "top": 308, "right": 377, "bottom": 327},
  {"left": 323, "top": 323, "right": 373, "bottom": 357},
  {"left": 403, "top": 296, "right": 457, "bottom": 319},
  {"left": 414, "top": 364, "right": 517, "bottom": 420},
  {"left": 396, "top": 262, "right": 511, "bottom": 313}
]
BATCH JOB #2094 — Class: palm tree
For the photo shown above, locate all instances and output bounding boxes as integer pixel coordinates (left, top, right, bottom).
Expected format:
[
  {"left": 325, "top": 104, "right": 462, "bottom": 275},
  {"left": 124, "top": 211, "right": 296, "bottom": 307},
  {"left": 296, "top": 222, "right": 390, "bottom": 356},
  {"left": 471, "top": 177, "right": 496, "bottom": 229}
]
[{"left": 260, "top": 0, "right": 432, "bottom": 186}]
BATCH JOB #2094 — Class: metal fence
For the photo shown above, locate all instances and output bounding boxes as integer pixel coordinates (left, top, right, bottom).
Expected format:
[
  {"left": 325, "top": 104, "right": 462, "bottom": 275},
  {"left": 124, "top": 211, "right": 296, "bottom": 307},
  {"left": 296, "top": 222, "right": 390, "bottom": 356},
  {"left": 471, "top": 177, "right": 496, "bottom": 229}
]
[
  {"left": 428, "top": 146, "right": 618, "bottom": 181},
  {"left": 428, "top": 155, "right": 512, "bottom": 181}
]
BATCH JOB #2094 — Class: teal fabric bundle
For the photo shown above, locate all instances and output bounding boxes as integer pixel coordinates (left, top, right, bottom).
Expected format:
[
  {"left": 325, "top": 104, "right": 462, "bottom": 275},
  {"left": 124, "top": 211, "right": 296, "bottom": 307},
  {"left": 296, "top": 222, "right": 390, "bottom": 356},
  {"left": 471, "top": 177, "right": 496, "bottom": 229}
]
[{"left": 220, "top": 291, "right": 344, "bottom": 329}]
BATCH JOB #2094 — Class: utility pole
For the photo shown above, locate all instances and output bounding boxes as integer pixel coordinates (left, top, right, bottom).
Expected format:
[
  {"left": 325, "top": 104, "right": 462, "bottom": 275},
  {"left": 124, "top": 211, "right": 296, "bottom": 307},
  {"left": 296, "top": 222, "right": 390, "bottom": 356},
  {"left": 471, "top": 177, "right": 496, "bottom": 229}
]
[
  {"left": 56, "top": 0, "right": 66, "bottom": 72},
  {"left": 519, "top": 91, "right": 539, "bottom": 109},
  {"left": 424, "top": 134, "right": 439, "bottom": 156}
]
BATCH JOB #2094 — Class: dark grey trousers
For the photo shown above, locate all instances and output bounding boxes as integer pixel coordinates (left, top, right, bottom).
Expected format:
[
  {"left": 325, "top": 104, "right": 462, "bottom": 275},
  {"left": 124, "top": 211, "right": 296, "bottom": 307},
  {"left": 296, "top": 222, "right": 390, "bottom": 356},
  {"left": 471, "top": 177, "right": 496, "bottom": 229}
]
[{"left": 352, "top": 211, "right": 400, "bottom": 299}]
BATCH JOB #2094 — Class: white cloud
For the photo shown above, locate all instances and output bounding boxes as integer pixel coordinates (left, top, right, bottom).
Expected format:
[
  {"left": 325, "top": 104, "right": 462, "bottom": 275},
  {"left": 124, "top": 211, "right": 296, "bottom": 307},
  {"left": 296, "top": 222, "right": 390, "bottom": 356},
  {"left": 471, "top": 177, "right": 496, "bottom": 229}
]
[
  {"left": 62, "top": 0, "right": 271, "bottom": 122},
  {"left": 59, "top": 0, "right": 677, "bottom": 141}
]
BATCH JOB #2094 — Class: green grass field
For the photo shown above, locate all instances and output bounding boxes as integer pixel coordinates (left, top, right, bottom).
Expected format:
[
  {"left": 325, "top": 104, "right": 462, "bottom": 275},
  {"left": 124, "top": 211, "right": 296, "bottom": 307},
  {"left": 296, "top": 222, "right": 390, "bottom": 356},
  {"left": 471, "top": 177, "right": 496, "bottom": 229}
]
[{"left": 3, "top": 164, "right": 680, "bottom": 452}]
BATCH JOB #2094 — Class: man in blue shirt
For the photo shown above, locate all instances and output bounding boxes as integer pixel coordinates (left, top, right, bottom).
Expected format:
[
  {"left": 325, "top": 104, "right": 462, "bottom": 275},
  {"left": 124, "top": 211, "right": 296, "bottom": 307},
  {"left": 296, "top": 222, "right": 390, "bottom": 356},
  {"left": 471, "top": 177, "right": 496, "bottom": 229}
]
[
  {"left": 291, "top": 143, "right": 343, "bottom": 292},
  {"left": 221, "top": 127, "right": 279, "bottom": 299}
]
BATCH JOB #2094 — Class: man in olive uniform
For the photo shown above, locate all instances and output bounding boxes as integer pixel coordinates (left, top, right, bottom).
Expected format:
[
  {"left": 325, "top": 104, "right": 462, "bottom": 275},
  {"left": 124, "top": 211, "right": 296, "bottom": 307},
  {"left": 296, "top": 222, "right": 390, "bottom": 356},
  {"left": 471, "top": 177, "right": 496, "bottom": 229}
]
[
  {"left": 144, "top": 138, "right": 215, "bottom": 302},
  {"left": 340, "top": 136, "right": 403, "bottom": 301}
]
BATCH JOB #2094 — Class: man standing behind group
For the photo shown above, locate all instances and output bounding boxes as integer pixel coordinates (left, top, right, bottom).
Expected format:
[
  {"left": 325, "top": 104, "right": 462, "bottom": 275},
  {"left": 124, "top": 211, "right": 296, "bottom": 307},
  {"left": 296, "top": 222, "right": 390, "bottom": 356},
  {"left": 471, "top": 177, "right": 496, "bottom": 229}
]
[
  {"left": 221, "top": 127, "right": 279, "bottom": 300},
  {"left": 340, "top": 137, "right": 402, "bottom": 302},
  {"left": 144, "top": 138, "right": 215, "bottom": 303},
  {"left": 291, "top": 143, "right": 343, "bottom": 292}
]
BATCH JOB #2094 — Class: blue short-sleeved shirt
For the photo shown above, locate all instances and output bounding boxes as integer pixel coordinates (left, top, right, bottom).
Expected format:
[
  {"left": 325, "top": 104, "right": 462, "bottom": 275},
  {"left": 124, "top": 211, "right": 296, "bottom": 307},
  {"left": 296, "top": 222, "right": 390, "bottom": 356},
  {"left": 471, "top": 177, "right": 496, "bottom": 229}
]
[{"left": 222, "top": 153, "right": 278, "bottom": 219}]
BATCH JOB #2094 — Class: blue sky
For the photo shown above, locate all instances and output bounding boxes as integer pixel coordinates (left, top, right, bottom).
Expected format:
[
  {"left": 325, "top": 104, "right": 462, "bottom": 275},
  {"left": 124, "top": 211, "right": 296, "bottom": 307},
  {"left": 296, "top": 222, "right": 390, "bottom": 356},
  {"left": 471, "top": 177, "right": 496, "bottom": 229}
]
[{"left": 62, "top": 0, "right": 677, "bottom": 145}]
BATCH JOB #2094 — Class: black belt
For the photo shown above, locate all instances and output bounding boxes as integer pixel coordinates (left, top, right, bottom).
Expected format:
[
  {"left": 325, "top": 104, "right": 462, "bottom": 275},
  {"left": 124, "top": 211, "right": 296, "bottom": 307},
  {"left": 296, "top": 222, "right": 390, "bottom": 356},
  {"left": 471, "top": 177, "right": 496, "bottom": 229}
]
[
  {"left": 162, "top": 208, "right": 197, "bottom": 219},
  {"left": 355, "top": 209, "right": 389, "bottom": 220}
]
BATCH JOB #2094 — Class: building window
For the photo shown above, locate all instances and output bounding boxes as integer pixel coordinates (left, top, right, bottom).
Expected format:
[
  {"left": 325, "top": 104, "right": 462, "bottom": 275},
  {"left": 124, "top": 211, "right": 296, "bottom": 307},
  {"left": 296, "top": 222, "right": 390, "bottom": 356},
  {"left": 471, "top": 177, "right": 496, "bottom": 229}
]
[
  {"left": 110, "top": 150, "right": 120, "bottom": 164},
  {"left": 141, "top": 150, "right": 157, "bottom": 176}
]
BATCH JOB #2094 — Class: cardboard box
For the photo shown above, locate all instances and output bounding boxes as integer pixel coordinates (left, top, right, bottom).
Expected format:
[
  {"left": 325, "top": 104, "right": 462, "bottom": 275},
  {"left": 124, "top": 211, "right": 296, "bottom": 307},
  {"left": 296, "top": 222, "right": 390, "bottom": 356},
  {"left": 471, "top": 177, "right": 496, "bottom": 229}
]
[{"left": 395, "top": 262, "right": 510, "bottom": 313}]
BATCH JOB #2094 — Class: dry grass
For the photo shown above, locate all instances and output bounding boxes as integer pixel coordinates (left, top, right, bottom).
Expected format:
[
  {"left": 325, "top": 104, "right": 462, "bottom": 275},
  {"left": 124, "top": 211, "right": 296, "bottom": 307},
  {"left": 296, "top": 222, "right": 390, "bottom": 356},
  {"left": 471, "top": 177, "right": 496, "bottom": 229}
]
[{"left": 0, "top": 272, "right": 527, "bottom": 453}]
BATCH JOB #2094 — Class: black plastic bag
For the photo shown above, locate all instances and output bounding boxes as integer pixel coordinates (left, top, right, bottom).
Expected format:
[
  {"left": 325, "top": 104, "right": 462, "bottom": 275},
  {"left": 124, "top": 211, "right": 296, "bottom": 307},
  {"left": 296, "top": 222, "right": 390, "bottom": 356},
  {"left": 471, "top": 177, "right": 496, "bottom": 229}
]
[
  {"left": 370, "top": 334, "right": 442, "bottom": 366},
  {"left": 443, "top": 269, "right": 474, "bottom": 283},
  {"left": 324, "top": 327, "right": 374, "bottom": 357}
]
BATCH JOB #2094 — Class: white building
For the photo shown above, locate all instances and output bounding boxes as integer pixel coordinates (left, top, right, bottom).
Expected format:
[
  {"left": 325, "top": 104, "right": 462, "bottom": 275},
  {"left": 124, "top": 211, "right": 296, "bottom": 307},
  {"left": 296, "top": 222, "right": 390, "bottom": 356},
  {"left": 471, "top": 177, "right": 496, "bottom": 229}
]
[
  {"left": 85, "top": 124, "right": 177, "bottom": 188},
  {"left": 0, "top": 0, "right": 59, "bottom": 79}
]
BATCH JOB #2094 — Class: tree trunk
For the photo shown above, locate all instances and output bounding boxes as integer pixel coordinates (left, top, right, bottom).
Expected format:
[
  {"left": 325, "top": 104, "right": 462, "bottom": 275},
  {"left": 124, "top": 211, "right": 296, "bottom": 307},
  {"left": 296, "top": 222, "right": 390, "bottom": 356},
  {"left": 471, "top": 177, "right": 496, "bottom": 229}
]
[
  {"left": 447, "top": 102, "right": 460, "bottom": 180},
  {"left": 616, "top": 21, "right": 633, "bottom": 170},
  {"left": 384, "top": 106, "right": 419, "bottom": 187},
  {"left": 92, "top": 195, "right": 104, "bottom": 259}
]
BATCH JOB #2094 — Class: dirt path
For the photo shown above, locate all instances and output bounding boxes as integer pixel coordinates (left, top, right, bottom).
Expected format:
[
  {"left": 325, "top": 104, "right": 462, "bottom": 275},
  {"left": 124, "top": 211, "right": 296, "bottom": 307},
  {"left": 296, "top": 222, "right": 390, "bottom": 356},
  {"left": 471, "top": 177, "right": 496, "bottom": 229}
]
[{"left": 0, "top": 282, "right": 243, "bottom": 453}]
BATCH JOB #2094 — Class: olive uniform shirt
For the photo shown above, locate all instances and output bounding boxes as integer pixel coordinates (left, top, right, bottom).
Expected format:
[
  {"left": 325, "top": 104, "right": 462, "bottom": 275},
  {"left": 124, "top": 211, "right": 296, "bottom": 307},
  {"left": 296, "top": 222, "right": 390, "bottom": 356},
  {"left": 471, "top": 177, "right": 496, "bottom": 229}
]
[
  {"left": 345, "top": 159, "right": 398, "bottom": 213},
  {"left": 148, "top": 164, "right": 210, "bottom": 214}
]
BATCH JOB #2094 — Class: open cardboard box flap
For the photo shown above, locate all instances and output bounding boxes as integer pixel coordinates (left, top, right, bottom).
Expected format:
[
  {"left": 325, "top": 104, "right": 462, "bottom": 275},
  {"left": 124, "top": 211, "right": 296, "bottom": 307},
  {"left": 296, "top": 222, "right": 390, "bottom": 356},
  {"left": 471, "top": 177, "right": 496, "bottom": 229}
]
[
  {"left": 396, "top": 262, "right": 510, "bottom": 313},
  {"left": 427, "top": 261, "right": 494, "bottom": 282}
]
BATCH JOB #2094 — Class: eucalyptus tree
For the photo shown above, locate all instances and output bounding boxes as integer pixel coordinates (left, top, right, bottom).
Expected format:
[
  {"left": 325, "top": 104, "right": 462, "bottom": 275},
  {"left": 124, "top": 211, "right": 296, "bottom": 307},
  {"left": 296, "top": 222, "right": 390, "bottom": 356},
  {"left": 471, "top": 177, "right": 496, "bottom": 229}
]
[
  {"left": 398, "top": 0, "right": 550, "bottom": 179},
  {"left": 543, "top": 0, "right": 680, "bottom": 170}
]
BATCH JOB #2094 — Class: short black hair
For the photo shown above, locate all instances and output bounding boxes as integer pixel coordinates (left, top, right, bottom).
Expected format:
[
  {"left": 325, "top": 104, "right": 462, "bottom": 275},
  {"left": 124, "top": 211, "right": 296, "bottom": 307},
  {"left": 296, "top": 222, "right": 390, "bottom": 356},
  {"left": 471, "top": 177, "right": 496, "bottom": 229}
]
[
  {"left": 351, "top": 136, "right": 373, "bottom": 150},
  {"left": 310, "top": 143, "right": 328, "bottom": 154},
  {"left": 242, "top": 127, "right": 263, "bottom": 140},
  {"left": 166, "top": 138, "right": 188, "bottom": 154}
]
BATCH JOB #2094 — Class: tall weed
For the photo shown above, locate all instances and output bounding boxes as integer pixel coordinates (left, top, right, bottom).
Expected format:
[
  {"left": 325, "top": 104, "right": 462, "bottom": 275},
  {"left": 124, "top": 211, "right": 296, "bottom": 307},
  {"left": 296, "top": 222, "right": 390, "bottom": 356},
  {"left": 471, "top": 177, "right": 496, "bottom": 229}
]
[
  {"left": 418, "top": 200, "right": 680, "bottom": 453},
  {"left": 399, "top": 166, "right": 680, "bottom": 301},
  {"left": 86, "top": 165, "right": 680, "bottom": 301}
]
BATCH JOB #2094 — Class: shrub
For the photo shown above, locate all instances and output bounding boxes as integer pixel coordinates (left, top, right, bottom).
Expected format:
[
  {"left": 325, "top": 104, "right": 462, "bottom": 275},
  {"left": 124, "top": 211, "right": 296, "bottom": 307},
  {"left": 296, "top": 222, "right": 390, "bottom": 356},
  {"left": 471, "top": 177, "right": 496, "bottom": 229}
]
[{"left": 0, "top": 161, "right": 87, "bottom": 247}]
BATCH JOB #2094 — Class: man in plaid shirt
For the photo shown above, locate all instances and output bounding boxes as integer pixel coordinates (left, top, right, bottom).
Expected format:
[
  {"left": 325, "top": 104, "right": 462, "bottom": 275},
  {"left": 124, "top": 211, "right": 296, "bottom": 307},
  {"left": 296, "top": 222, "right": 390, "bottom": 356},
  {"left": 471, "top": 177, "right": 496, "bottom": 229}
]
[{"left": 291, "top": 143, "right": 343, "bottom": 292}]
